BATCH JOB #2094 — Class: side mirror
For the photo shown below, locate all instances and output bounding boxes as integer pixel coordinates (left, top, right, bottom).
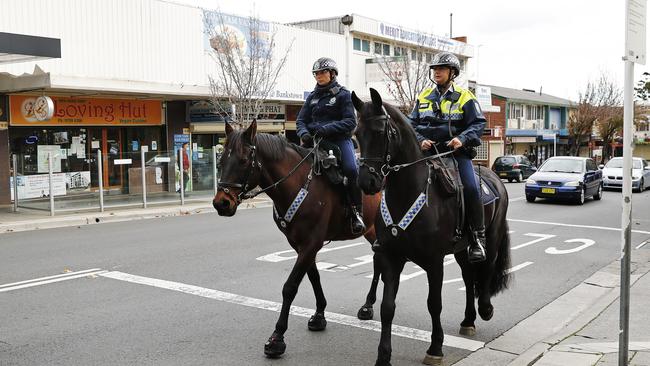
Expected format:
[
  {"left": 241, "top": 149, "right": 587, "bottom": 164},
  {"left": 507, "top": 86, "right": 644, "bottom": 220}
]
[{"left": 598, "top": 164, "right": 604, "bottom": 169}]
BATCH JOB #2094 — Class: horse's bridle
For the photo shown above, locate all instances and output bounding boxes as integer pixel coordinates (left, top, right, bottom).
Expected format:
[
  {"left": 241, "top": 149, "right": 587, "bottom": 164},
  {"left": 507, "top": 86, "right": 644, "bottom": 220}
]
[
  {"left": 358, "top": 106, "right": 397, "bottom": 181},
  {"left": 217, "top": 144, "right": 261, "bottom": 204}
]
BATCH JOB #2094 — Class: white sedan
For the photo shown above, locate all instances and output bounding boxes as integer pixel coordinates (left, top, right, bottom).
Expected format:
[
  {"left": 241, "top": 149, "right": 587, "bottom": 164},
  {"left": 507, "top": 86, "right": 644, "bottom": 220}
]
[{"left": 600, "top": 157, "right": 650, "bottom": 192}]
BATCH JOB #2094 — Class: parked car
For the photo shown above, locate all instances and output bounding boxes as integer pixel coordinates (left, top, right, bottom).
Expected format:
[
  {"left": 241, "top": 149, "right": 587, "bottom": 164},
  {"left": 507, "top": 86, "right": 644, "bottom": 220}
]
[
  {"left": 492, "top": 155, "right": 537, "bottom": 182},
  {"left": 600, "top": 157, "right": 650, "bottom": 193},
  {"left": 525, "top": 156, "right": 603, "bottom": 205}
]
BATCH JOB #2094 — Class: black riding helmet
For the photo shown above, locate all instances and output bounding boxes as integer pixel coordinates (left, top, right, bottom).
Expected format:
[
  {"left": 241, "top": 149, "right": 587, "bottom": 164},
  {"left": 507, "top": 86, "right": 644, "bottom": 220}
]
[
  {"left": 312, "top": 57, "right": 339, "bottom": 76},
  {"left": 429, "top": 52, "right": 461, "bottom": 78}
]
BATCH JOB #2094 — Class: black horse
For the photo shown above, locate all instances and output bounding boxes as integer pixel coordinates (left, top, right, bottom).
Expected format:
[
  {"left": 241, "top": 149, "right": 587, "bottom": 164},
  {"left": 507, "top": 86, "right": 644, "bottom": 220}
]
[
  {"left": 351, "top": 89, "right": 512, "bottom": 366},
  {"left": 213, "top": 121, "right": 382, "bottom": 358}
]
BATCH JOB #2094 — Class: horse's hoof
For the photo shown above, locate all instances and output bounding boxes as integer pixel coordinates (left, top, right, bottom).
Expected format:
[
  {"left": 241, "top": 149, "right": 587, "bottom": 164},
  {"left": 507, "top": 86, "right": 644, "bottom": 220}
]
[
  {"left": 422, "top": 353, "right": 443, "bottom": 365},
  {"left": 264, "top": 333, "right": 286, "bottom": 358},
  {"left": 308, "top": 312, "right": 327, "bottom": 331},
  {"left": 375, "top": 360, "right": 392, "bottom": 366},
  {"left": 459, "top": 325, "right": 476, "bottom": 337},
  {"left": 479, "top": 306, "right": 494, "bottom": 321},
  {"left": 357, "top": 306, "right": 374, "bottom": 320}
]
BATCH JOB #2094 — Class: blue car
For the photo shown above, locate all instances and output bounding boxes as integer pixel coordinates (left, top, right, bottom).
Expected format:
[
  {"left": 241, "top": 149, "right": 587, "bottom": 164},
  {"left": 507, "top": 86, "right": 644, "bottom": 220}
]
[{"left": 525, "top": 156, "right": 603, "bottom": 205}]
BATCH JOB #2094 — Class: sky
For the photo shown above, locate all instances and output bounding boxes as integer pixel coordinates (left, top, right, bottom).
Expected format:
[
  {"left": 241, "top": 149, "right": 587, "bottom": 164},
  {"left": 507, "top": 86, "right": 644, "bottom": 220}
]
[{"left": 176, "top": 0, "right": 648, "bottom": 101}]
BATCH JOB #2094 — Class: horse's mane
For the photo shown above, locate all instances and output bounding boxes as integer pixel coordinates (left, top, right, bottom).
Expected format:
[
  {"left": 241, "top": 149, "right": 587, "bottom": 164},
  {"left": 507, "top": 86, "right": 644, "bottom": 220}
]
[
  {"left": 382, "top": 102, "right": 419, "bottom": 144},
  {"left": 227, "top": 130, "right": 309, "bottom": 161}
]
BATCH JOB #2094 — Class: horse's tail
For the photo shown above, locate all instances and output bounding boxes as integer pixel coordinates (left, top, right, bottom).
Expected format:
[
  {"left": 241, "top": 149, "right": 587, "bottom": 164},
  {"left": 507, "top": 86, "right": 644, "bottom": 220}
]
[{"left": 490, "top": 213, "right": 512, "bottom": 296}]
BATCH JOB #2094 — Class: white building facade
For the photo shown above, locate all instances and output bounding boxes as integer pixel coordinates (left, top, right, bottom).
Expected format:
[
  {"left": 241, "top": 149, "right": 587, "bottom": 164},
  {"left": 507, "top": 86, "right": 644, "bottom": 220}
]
[{"left": 0, "top": 0, "right": 476, "bottom": 204}]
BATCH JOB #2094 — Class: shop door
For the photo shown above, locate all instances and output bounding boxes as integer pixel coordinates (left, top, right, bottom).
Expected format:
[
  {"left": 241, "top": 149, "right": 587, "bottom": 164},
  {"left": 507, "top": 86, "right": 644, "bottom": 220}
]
[
  {"left": 191, "top": 134, "right": 218, "bottom": 191},
  {"left": 89, "top": 128, "right": 124, "bottom": 190}
]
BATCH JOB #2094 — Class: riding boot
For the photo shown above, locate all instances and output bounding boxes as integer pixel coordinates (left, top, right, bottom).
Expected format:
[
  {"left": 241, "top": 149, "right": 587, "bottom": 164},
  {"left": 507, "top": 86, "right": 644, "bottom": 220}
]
[
  {"left": 347, "top": 182, "right": 366, "bottom": 235},
  {"left": 466, "top": 195, "right": 487, "bottom": 263}
]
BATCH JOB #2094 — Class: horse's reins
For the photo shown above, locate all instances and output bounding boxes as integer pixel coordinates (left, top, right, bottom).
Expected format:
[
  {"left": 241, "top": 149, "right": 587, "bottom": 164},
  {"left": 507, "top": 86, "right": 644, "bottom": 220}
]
[
  {"left": 358, "top": 107, "right": 456, "bottom": 181},
  {"left": 217, "top": 139, "right": 322, "bottom": 203}
]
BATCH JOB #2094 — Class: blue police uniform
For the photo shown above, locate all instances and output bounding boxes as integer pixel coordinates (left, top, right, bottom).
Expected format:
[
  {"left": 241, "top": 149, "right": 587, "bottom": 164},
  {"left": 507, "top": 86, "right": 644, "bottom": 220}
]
[
  {"left": 296, "top": 81, "right": 358, "bottom": 182},
  {"left": 409, "top": 82, "right": 486, "bottom": 205}
]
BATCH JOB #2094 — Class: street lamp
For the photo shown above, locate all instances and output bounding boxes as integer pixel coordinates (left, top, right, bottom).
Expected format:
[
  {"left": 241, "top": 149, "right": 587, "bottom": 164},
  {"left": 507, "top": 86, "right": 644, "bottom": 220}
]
[{"left": 340, "top": 15, "right": 353, "bottom": 87}]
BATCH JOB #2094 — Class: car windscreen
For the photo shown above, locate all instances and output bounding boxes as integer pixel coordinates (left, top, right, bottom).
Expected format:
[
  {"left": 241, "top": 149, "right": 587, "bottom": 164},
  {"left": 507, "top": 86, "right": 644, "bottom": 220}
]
[
  {"left": 497, "top": 157, "right": 516, "bottom": 164},
  {"left": 539, "top": 159, "right": 584, "bottom": 173},
  {"left": 605, "top": 159, "right": 642, "bottom": 169}
]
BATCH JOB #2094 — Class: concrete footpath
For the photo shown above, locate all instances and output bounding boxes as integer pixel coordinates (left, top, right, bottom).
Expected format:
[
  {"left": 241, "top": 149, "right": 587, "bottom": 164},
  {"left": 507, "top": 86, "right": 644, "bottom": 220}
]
[
  {"left": 455, "top": 248, "right": 650, "bottom": 366},
  {"left": 1, "top": 197, "right": 649, "bottom": 365},
  {"left": 0, "top": 195, "right": 272, "bottom": 234}
]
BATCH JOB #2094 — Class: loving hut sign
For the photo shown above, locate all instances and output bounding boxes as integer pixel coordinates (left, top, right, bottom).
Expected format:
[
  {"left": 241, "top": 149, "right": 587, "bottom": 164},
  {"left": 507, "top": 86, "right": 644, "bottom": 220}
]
[{"left": 9, "top": 95, "right": 163, "bottom": 126}]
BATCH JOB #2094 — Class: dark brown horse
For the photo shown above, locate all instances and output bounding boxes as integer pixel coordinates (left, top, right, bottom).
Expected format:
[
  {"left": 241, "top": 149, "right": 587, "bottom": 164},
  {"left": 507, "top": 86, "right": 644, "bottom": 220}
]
[
  {"left": 213, "top": 121, "right": 381, "bottom": 358},
  {"left": 351, "top": 89, "right": 512, "bottom": 366}
]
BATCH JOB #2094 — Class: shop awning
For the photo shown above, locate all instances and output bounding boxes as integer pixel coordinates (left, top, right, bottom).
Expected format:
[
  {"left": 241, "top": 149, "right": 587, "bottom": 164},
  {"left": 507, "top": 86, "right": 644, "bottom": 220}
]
[{"left": 0, "top": 32, "right": 61, "bottom": 64}]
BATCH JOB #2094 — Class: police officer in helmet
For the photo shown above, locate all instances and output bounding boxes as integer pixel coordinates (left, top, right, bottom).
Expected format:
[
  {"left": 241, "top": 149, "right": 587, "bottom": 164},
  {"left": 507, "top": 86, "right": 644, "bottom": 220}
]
[
  {"left": 296, "top": 57, "right": 365, "bottom": 235},
  {"left": 409, "top": 52, "right": 488, "bottom": 263}
]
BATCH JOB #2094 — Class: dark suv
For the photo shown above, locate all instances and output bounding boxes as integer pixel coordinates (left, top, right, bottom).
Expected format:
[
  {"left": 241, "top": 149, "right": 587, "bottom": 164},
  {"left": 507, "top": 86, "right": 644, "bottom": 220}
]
[{"left": 492, "top": 155, "right": 537, "bottom": 182}]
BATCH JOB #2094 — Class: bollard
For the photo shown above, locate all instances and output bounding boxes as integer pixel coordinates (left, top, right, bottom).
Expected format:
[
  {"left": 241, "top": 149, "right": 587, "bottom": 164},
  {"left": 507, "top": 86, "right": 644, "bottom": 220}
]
[
  {"left": 141, "top": 148, "right": 147, "bottom": 208},
  {"left": 48, "top": 152, "right": 54, "bottom": 216},
  {"left": 12, "top": 154, "right": 18, "bottom": 212},
  {"left": 97, "top": 150, "right": 104, "bottom": 212},
  {"left": 212, "top": 145, "right": 218, "bottom": 197},
  {"left": 179, "top": 147, "right": 185, "bottom": 206}
]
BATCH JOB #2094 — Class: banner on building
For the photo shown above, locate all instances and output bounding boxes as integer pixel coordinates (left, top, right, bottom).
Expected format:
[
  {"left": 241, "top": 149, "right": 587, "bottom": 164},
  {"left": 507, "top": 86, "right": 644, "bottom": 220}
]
[{"left": 9, "top": 95, "right": 162, "bottom": 126}]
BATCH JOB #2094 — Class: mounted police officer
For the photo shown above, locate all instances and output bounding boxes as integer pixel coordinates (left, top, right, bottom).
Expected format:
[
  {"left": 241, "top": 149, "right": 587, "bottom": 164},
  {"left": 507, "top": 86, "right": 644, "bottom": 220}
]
[
  {"left": 296, "top": 57, "right": 365, "bottom": 235},
  {"left": 408, "top": 52, "right": 487, "bottom": 263}
]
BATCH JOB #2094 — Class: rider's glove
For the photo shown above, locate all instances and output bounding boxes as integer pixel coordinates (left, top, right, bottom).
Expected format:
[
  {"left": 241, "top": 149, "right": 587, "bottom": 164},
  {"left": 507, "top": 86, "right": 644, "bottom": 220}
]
[{"left": 300, "top": 133, "right": 314, "bottom": 146}]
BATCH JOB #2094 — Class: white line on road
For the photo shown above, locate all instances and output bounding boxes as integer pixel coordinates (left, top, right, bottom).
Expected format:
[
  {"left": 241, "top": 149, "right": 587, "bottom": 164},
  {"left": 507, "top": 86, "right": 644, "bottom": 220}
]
[
  {"left": 0, "top": 269, "right": 107, "bottom": 293},
  {"left": 257, "top": 242, "right": 366, "bottom": 263},
  {"left": 636, "top": 240, "right": 648, "bottom": 249},
  {"left": 511, "top": 233, "right": 556, "bottom": 250},
  {"left": 507, "top": 218, "right": 650, "bottom": 235},
  {"left": 100, "top": 270, "right": 485, "bottom": 352},
  {"left": 510, "top": 197, "right": 525, "bottom": 202}
]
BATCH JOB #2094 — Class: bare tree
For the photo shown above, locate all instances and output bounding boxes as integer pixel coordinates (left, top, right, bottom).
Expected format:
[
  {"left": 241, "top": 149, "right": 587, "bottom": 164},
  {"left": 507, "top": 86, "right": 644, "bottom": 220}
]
[
  {"left": 374, "top": 42, "right": 431, "bottom": 112},
  {"left": 635, "top": 72, "right": 650, "bottom": 101},
  {"left": 203, "top": 10, "right": 293, "bottom": 126},
  {"left": 568, "top": 74, "right": 622, "bottom": 156}
]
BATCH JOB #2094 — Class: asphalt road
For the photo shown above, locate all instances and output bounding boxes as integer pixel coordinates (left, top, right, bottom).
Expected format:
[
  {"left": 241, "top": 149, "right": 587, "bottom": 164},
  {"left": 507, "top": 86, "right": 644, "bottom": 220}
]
[{"left": 1, "top": 182, "right": 649, "bottom": 366}]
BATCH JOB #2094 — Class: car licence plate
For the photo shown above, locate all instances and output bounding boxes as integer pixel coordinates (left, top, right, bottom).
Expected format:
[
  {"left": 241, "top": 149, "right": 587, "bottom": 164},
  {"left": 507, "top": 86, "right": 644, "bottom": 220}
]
[
  {"left": 541, "top": 188, "right": 556, "bottom": 194},
  {"left": 499, "top": 173, "right": 507, "bottom": 177}
]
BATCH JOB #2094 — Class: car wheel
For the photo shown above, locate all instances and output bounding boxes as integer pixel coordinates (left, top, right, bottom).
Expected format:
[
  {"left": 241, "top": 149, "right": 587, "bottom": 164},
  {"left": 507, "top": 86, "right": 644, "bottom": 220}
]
[
  {"left": 635, "top": 178, "right": 644, "bottom": 193},
  {"left": 593, "top": 183, "right": 603, "bottom": 200},
  {"left": 508, "top": 178, "right": 513, "bottom": 183},
  {"left": 526, "top": 194, "right": 536, "bottom": 203},
  {"left": 575, "top": 188, "right": 585, "bottom": 205},
  {"left": 516, "top": 172, "right": 523, "bottom": 183}
]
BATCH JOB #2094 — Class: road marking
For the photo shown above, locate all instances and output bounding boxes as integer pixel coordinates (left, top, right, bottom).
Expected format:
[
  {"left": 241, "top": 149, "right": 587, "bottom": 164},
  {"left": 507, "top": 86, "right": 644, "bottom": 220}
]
[
  {"left": 545, "top": 239, "right": 595, "bottom": 255},
  {"left": 257, "top": 242, "right": 366, "bottom": 263},
  {"left": 511, "top": 233, "right": 555, "bottom": 250},
  {"left": 0, "top": 269, "right": 107, "bottom": 293},
  {"left": 636, "top": 240, "right": 648, "bottom": 249},
  {"left": 100, "top": 271, "right": 485, "bottom": 352},
  {"left": 510, "top": 197, "right": 525, "bottom": 202},
  {"left": 458, "top": 262, "right": 534, "bottom": 291},
  {"left": 508, "top": 218, "right": 650, "bottom": 235}
]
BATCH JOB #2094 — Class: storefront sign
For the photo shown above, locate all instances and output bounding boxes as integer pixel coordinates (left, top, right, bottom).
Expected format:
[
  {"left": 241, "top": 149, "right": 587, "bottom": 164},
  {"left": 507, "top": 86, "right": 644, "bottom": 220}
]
[
  {"left": 10, "top": 95, "right": 162, "bottom": 126},
  {"left": 34, "top": 96, "right": 55, "bottom": 121},
  {"left": 10, "top": 173, "right": 67, "bottom": 200},
  {"left": 378, "top": 22, "right": 472, "bottom": 56},
  {"left": 187, "top": 100, "right": 285, "bottom": 123}
]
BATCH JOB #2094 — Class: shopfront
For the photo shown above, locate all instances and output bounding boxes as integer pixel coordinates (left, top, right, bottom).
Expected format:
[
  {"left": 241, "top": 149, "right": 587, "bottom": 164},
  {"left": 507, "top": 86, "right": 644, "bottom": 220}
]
[{"left": 8, "top": 95, "right": 164, "bottom": 199}]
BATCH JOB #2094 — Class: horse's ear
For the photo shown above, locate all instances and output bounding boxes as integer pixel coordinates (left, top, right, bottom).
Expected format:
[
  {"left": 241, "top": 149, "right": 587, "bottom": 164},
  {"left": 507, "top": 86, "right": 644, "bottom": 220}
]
[
  {"left": 243, "top": 119, "right": 257, "bottom": 143},
  {"left": 225, "top": 121, "right": 235, "bottom": 137},
  {"left": 369, "top": 88, "right": 383, "bottom": 109},
  {"left": 351, "top": 91, "right": 364, "bottom": 112}
]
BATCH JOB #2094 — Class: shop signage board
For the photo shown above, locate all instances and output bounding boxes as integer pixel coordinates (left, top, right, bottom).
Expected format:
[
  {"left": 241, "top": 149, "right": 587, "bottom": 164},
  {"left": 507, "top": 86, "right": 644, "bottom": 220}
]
[
  {"left": 9, "top": 95, "right": 163, "bottom": 126},
  {"left": 10, "top": 174, "right": 66, "bottom": 200}
]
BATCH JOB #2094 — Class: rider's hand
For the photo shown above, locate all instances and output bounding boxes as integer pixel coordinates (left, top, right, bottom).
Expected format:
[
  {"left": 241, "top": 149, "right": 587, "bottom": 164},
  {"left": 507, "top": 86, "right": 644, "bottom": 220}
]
[
  {"left": 300, "top": 133, "right": 314, "bottom": 146},
  {"left": 314, "top": 127, "right": 326, "bottom": 138},
  {"left": 447, "top": 137, "right": 463, "bottom": 150},
  {"left": 420, "top": 139, "right": 433, "bottom": 151}
]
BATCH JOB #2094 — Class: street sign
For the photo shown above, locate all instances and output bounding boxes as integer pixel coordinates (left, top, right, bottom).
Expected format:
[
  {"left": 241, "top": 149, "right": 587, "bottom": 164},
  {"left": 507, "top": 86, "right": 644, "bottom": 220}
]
[
  {"left": 625, "top": 0, "right": 647, "bottom": 64},
  {"left": 542, "top": 134, "right": 556, "bottom": 140}
]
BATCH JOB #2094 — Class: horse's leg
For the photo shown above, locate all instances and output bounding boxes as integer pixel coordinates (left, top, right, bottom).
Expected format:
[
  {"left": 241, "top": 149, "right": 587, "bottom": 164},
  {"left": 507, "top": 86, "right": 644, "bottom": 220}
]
[
  {"left": 358, "top": 252, "right": 381, "bottom": 320},
  {"left": 264, "top": 248, "right": 318, "bottom": 358},
  {"left": 423, "top": 255, "right": 445, "bottom": 366},
  {"left": 455, "top": 251, "right": 477, "bottom": 336},
  {"left": 375, "top": 254, "right": 405, "bottom": 366},
  {"left": 306, "top": 261, "right": 327, "bottom": 331}
]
